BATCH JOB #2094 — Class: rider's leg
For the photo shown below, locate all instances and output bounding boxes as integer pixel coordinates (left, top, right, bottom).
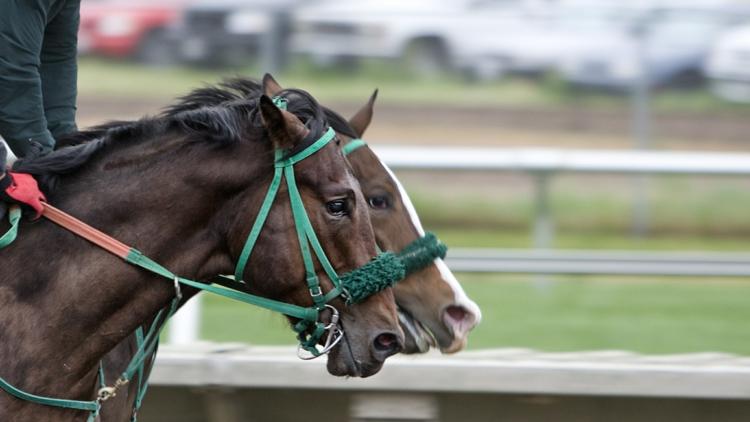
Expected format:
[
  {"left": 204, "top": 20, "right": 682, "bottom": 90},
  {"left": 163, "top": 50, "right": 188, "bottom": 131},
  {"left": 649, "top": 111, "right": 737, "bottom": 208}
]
[
  {"left": 0, "top": 0, "right": 60, "bottom": 158},
  {"left": 40, "top": 0, "right": 80, "bottom": 141}
]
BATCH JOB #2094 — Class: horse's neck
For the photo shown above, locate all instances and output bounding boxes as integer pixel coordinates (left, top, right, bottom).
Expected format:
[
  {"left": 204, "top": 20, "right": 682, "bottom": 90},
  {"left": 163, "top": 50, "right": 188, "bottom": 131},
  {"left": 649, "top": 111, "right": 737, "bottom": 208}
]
[{"left": 0, "top": 142, "right": 258, "bottom": 405}]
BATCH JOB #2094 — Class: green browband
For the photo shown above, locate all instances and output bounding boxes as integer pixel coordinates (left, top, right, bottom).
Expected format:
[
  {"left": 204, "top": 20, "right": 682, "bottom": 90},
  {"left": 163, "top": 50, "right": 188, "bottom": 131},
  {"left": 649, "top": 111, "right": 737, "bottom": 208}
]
[{"left": 342, "top": 138, "right": 367, "bottom": 155}]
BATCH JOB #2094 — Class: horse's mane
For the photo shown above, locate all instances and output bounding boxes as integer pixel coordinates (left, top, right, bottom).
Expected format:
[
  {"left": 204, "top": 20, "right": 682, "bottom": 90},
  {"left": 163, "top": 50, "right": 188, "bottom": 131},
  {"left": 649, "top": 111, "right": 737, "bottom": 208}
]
[
  {"left": 13, "top": 77, "right": 330, "bottom": 192},
  {"left": 164, "top": 76, "right": 360, "bottom": 139},
  {"left": 165, "top": 77, "right": 360, "bottom": 140}
]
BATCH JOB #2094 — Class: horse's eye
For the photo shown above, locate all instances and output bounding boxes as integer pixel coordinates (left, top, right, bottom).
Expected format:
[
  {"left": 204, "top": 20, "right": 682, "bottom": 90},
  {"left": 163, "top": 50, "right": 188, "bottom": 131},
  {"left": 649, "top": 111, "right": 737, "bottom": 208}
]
[
  {"left": 326, "top": 199, "right": 349, "bottom": 216},
  {"left": 368, "top": 196, "right": 389, "bottom": 210}
]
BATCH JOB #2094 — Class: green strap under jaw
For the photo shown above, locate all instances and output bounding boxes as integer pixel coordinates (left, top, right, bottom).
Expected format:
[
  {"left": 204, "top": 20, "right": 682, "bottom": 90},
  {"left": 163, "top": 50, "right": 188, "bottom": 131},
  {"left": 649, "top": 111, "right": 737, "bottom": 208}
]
[
  {"left": 0, "top": 376, "right": 100, "bottom": 413},
  {"left": 129, "top": 250, "right": 320, "bottom": 322}
]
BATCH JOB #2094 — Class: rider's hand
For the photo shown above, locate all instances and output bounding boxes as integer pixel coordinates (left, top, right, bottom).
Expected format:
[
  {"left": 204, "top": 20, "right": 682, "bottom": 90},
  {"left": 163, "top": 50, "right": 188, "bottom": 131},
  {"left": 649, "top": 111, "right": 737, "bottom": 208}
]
[{"left": 0, "top": 172, "right": 46, "bottom": 219}]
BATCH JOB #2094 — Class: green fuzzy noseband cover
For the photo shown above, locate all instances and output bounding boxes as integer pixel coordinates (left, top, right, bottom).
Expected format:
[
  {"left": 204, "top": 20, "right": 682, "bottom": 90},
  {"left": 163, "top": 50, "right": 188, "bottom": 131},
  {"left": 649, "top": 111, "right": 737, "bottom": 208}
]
[
  {"left": 338, "top": 233, "right": 448, "bottom": 305},
  {"left": 397, "top": 232, "right": 448, "bottom": 275},
  {"left": 340, "top": 252, "right": 405, "bottom": 304}
]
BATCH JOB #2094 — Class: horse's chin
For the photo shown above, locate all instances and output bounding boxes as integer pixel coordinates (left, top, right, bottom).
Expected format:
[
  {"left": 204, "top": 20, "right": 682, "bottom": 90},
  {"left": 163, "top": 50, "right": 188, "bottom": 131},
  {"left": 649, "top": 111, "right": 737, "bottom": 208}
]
[
  {"left": 397, "top": 307, "right": 471, "bottom": 354},
  {"left": 326, "top": 340, "right": 384, "bottom": 378},
  {"left": 398, "top": 309, "right": 436, "bottom": 354}
]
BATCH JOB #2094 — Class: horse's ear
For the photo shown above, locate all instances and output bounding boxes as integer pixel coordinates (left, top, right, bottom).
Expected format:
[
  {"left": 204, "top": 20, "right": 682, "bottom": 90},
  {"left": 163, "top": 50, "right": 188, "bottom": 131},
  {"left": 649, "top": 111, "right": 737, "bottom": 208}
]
[
  {"left": 348, "top": 89, "right": 378, "bottom": 137},
  {"left": 259, "top": 95, "right": 310, "bottom": 150},
  {"left": 262, "top": 73, "right": 284, "bottom": 97}
]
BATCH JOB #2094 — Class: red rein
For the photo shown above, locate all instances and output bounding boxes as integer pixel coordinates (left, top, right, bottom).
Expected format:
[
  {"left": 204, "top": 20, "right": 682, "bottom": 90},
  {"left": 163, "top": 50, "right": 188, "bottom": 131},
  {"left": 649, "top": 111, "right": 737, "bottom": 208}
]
[{"left": 42, "top": 203, "right": 131, "bottom": 259}]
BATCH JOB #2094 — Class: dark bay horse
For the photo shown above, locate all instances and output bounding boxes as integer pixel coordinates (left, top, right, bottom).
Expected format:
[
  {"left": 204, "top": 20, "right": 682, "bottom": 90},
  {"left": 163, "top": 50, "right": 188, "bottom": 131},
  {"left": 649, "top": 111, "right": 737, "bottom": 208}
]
[
  {"left": 98, "top": 76, "right": 481, "bottom": 420},
  {"left": 0, "top": 87, "right": 402, "bottom": 421}
]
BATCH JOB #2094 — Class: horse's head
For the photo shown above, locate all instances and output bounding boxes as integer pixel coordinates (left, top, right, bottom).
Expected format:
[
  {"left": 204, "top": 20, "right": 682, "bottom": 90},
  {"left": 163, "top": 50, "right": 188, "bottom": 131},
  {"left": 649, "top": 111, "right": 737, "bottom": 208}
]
[
  {"left": 338, "top": 91, "right": 482, "bottom": 354},
  {"left": 226, "top": 86, "right": 403, "bottom": 377}
]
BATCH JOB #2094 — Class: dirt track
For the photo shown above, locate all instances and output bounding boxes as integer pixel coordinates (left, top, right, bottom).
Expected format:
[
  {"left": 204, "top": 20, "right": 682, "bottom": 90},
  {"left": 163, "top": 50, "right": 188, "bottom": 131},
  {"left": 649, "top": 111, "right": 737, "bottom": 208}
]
[{"left": 78, "top": 96, "right": 750, "bottom": 151}]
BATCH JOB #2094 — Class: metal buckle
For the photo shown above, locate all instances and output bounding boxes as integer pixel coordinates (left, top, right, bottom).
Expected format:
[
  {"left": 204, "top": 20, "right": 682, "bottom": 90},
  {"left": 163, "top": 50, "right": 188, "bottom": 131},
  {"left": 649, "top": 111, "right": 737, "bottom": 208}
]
[
  {"left": 309, "top": 285, "right": 323, "bottom": 298},
  {"left": 97, "top": 386, "right": 116, "bottom": 402},
  {"left": 97, "top": 378, "right": 129, "bottom": 403},
  {"left": 297, "top": 305, "right": 344, "bottom": 360}
]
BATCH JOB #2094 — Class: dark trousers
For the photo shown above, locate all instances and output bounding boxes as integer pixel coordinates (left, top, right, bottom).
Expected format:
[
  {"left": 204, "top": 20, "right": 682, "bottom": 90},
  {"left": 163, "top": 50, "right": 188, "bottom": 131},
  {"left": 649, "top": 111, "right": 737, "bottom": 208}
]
[{"left": 0, "top": 0, "right": 80, "bottom": 158}]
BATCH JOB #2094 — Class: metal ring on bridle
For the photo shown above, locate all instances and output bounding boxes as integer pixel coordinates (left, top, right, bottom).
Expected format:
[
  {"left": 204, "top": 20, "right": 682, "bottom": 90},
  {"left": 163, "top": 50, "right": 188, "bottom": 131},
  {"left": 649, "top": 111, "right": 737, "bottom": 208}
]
[
  {"left": 297, "top": 305, "right": 344, "bottom": 360},
  {"left": 173, "top": 275, "right": 182, "bottom": 300}
]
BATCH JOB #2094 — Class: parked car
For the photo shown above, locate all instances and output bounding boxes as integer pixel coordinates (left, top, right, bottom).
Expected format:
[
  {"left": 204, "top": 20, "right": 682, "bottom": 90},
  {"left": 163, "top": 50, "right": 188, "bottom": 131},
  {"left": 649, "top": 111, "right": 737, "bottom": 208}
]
[
  {"left": 450, "top": 1, "right": 613, "bottom": 79},
  {"left": 168, "top": 0, "right": 298, "bottom": 67},
  {"left": 557, "top": 3, "right": 750, "bottom": 91},
  {"left": 290, "top": 0, "right": 530, "bottom": 75},
  {"left": 705, "top": 24, "right": 750, "bottom": 102},
  {"left": 78, "top": 0, "right": 188, "bottom": 65}
]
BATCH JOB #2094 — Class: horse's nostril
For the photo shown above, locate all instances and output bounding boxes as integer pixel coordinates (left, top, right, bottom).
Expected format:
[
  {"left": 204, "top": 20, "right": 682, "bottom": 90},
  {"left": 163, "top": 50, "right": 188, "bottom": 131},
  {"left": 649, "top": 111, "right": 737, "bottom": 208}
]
[
  {"left": 373, "top": 332, "right": 402, "bottom": 357},
  {"left": 374, "top": 332, "right": 397, "bottom": 351},
  {"left": 445, "top": 305, "right": 469, "bottom": 323}
]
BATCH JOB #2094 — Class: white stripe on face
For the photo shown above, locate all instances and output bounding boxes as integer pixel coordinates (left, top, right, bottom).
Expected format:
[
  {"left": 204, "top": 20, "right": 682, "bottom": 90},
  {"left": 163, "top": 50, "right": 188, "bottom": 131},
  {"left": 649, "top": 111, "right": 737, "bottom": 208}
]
[
  {"left": 379, "top": 158, "right": 425, "bottom": 236},
  {"left": 378, "top": 157, "right": 481, "bottom": 323}
]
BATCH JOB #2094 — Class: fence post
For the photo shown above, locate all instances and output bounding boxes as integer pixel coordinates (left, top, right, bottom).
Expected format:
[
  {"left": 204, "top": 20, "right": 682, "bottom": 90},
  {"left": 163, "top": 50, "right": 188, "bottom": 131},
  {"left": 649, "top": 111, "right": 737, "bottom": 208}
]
[
  {"left": 533, "top": 172, "right": 554, "bottom": 250},
  {"left": 260, "top": 10, "right": 289, "bottom": 74},
  {"left": 532, "top": 172, "right": 554, "bottom": 289},
  {"left": 168, "top": 294, "right": 202, "bottom": 344},
  {"left": 630, "top": 18, "right": 652, "bottom": 237}
]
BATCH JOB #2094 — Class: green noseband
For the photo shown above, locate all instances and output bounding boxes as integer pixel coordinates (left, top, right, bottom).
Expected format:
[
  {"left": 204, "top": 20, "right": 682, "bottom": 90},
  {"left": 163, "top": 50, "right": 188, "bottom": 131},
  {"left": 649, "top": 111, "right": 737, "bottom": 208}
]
[{"left": 340, "top": 233, "right": 447, "bottom": 304}]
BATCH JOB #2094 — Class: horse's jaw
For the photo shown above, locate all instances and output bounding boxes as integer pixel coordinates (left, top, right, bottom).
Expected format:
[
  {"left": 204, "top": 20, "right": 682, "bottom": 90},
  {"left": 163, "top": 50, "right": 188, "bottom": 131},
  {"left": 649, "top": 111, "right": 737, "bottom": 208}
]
[{"left": 326, "top": 337, "right": 384, "bottom": 378}]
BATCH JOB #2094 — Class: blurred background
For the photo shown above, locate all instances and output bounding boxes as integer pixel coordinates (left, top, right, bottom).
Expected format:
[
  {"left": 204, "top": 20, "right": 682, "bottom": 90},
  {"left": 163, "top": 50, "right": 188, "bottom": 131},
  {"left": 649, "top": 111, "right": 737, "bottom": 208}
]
[{"left": 73, "top": 0, "right": 750, "bottom": 419}]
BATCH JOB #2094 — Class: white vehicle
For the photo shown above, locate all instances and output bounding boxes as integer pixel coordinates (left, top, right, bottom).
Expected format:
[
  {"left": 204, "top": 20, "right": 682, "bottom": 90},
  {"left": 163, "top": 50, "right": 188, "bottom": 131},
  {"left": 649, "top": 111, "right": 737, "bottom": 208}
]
[
  {"left": 556, "top": 1, "right": 748, "bottom": 91},
  {"left": 706, "top": 24, "right": 750, "bottom": 102},
  {"left": 290, "top": 0, "right": 533, "bottom": 75}
]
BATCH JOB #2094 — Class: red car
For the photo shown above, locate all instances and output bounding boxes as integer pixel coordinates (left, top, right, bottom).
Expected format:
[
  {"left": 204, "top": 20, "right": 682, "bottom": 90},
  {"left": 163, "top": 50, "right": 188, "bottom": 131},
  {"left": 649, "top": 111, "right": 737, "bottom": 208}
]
[{"left": 78, "top": 0, "right": 189, "bottom": 64}]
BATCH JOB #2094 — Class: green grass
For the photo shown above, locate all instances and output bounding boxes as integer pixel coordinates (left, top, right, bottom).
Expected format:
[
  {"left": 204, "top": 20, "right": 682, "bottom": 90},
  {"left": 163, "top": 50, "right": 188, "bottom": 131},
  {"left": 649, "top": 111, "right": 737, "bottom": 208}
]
[
  {"left": 188, "top": 274, "right": 750, "bottom": 355},
  {"left": 462, "top": 275, "right": 750, "bottom": 354},
  {"left": 403, "top": 176, "right": 750, "bottom": 247},
  {"left": 78, "top": 57, "right": 750, "bottom": 113}
]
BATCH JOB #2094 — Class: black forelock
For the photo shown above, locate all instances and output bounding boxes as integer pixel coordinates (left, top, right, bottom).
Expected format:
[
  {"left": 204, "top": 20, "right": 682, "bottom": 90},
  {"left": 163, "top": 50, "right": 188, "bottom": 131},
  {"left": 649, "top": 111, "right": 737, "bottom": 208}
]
[{"left": 272, "top": 88, "right": 331, "bottom": 158}]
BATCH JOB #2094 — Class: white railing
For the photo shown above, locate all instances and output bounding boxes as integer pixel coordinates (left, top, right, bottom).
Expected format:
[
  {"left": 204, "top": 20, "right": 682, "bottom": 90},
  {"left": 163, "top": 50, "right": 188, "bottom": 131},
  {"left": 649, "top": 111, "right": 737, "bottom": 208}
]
[
  {"left": 373, "top": 147, "right": 750, "bottom": 175},
  {"left": 150, "top": 344, "right": 750, "bottom": 400}
]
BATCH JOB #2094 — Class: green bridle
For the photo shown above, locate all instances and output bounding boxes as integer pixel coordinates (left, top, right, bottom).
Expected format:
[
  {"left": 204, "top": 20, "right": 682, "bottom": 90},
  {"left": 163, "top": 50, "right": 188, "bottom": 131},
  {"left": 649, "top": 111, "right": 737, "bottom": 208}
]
[{"left": 0, "top": 98, "right": 449, "bottom": 420}]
